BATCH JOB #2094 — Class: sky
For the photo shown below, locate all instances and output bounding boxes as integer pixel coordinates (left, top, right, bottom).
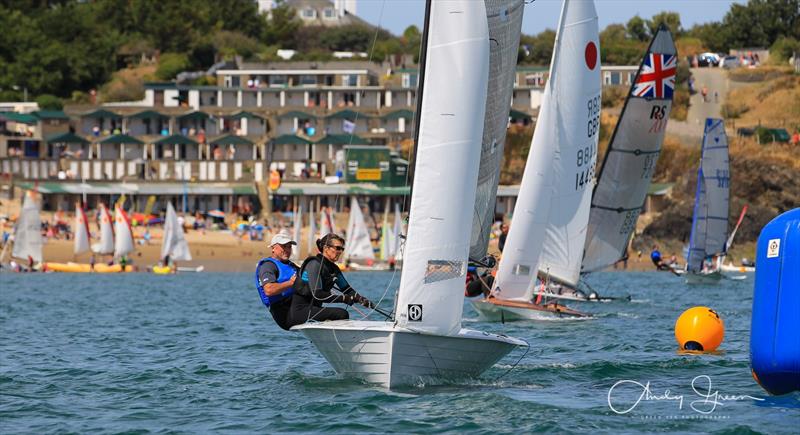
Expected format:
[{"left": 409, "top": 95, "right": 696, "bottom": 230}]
[{"left": 356, "top": 0, "right": 747, "bottom": 36}]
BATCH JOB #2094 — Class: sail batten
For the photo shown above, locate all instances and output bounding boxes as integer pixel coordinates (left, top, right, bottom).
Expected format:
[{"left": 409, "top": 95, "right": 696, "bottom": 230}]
[{"left": 582, "top": 25, "right": 677, "bottom": 272}]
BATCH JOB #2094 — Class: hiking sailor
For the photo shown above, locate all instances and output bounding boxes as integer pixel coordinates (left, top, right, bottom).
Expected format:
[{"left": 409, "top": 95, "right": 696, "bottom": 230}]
[{"left": 255, "top": 232, "right": 299, "bottom": 331}]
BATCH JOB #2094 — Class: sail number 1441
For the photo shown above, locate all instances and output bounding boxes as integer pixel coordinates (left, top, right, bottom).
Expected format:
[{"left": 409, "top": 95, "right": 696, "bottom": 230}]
[{"left": 576, "top": 95, "right": 600, "bottom": 191}]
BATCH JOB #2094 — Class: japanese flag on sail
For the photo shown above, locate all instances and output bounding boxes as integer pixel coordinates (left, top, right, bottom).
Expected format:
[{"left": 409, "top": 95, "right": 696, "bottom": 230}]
[
  {"left": 342, "top": 119, "right": 356, "bottom": 134},
  {"left": 633, "top": 53, "right": 676, "bottom": 99}
]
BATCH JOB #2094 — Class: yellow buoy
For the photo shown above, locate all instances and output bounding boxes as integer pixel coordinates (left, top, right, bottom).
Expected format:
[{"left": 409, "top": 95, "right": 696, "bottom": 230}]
[{"left": 675, "top": 306, "right": 724, "bottom": 352}]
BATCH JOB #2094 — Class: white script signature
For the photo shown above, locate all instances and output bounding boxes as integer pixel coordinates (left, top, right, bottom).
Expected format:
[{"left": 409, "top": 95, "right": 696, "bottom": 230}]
[{"left": 607, "top": 375, "right": 764, "bottom": 415}]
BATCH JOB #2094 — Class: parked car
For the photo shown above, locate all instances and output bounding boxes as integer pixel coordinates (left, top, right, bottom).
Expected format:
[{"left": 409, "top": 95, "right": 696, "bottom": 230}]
[
  {"left": 720, "top": 55, "right": 741, "bottom": 69},
  {"left": 697, "top": 52, "right": 720, "bottom": 67}
]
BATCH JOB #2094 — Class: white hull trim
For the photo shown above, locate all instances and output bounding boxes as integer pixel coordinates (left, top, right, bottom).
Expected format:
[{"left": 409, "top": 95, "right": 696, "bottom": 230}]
[{"left": 292, "top": 320, "right": 524, "bottom": 389}]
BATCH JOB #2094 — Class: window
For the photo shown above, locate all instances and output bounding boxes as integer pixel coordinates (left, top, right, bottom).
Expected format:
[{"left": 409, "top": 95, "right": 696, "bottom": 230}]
[
  {"left": 401, "top": 73, "right": 417, "bottom": 88},
  {"left": 340, "top": 75, "right": 358, "bottom": 87},
  {"left": 525, "top": 73, "right": 543, "bottom": 87},
  {"left": 299, "top": 75, "right": 317, "bottom": 86},
  {"left": 224, "top": 76, "right": 233, "bottom": 88},
  {"left": 301, "top": 8, "right": 316, "bottom": 18},
  {"left": 269, "top": 75, "right": 288, "bottom": 87},
  {"left": 323, "top": 7, "right": 336, "bottom": 19},
  {"left": 603, "top": 72, "right": 611, "bottom": 85}
]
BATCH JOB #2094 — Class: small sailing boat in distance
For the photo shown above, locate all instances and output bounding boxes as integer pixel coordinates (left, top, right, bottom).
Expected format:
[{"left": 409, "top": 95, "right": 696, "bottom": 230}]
[
  {"left": 344, "top": 196, "right": 388, "bottom": 271},
  {"left": 153, "top": 202, "right": 194, "bottom": 274},
  {"left": 685, "top": 118, "right": 730, "bottom": 284},
  {"left": 293, "top": 0, "right": 525, "bottom": 388},
  {"left": 10, "top": 190, "right": 43, "bottom": 270}
]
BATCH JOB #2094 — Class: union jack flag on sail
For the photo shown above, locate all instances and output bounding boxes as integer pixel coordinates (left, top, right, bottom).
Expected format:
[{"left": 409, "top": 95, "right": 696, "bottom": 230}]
[{"left": 633, "top": 53, "right": 676, "bottom": 99}]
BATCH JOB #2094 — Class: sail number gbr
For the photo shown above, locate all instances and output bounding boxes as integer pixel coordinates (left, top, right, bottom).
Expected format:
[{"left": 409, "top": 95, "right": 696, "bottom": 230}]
[{"left": 576, "top": 95, "right": 600, "bottom": 191}]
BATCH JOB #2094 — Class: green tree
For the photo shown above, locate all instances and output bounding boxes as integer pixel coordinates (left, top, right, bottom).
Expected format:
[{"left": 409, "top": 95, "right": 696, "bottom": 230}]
[
  {"left": 648, "top": 11, "right": 682, "bottom": 36},
  {"left": 35, "top": 94, "right": 63, "bottom": 110},
  {"left": 520, "top": 29, "right": 556, "bottom": 65},
  {"left": 156, "top": 53, "right": 190, "bottom": 81},
  {"left": 261, "top": 4, "right": 301, "bottom": 46},
  {"left": 769, "top": 36, "right": 800, "bottom": 63},
  {"left": 626, "top": 16, "right": 650, "bottom": 42},
  {"left": 721, "top": 0, "right": 800, "bottom": 50}
]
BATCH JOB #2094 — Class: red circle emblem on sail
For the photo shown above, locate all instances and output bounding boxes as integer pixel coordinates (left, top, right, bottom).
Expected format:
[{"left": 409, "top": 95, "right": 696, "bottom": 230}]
[{"left": 585, "top": 41, "right": 598, "bottom": 70}]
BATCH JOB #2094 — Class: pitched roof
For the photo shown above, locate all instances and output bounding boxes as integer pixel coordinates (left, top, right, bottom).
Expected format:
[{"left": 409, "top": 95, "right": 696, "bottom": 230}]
[
  {"left": 0, "top": 112, "right": 38, "bottom": 125},
  {"left": 154, "top": 134, "right": 198, "bottom": 145},
  {"left": 82, "top": 109, "right": 121, "bottom": 119},
  {"left": 278, "top": 110, "right": 317, "bottom": 119},
  {"left": 325, "top": 109, "right": 371, "bottom": 120},
  {"left": 272, "top": 134, "right": 312, "bottom": 145},
  {"left": 228, "top": 111, "right": 264, "bottom": 120},
  {"left": 129, "top": 110, "right": 169, "bottom": 120},
  {"left": 315, "top": 134, "right": 368, "bottom": 145},
  {"left": 32, "top": 110, "right": 69, "bottom": 120},
  {"left": 99, "top": 134, "right": 144, "bottom": 145},
  {"left": 46, "top": 132, "right": 90, "bottom": 144},
  {"left": 381, "top": 109, "right": 414, "bottom": 120},
  {"left": 177, "top": 111, "right": 209, "bottom": 121},
  {"left": 509, "top": 109, "right": 532, "bottom": 121},
  {"left": 209, "top": 134, "right": 254, "bottom": 146}
]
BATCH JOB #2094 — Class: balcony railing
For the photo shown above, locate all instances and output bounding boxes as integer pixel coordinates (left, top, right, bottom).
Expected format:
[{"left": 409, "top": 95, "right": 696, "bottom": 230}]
[{"left": 1, "top": 157, "right": 268, "bottom": 183}]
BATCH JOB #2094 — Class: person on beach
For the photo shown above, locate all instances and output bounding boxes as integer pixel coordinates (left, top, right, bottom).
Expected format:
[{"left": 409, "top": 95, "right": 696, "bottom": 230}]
[
  {"left": 255, "top": 232, "right": 300, "bottom": 331},
  {"left": 287, "top": 233, "right": 372, "bottom": 328}
]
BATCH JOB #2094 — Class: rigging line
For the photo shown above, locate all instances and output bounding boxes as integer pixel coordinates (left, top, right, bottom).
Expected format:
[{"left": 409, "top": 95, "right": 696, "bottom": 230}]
[{"left": 492, "top": 338, "right": 530, "bottom": 382}]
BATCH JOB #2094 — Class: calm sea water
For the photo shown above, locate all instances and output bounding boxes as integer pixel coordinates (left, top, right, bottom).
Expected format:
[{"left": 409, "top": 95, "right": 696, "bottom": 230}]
[{"left": 1, "top": 271, "right": 797, "bottom": 433}]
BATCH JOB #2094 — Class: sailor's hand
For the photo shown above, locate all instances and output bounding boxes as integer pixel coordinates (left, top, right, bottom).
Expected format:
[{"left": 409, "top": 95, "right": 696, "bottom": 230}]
[
  {"left": 355, "top": 294, "right": 373, "bottom": 308},
  {"left": 342, "top": 294, "right": 355, "bottom": 305}
]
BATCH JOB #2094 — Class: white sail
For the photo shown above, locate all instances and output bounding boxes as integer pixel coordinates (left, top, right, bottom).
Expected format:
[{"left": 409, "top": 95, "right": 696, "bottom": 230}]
[
  {"left": 161, "top": 202, "right": 192, "bottom": 262},
  {"left": 394, "top": 0, "right": 490, "bottom": 335},
  {"left": 308, "top": 204, "right": 317, "bottom": 254},
  {"left": 582, "top": 24, "right": 676, "bottom": 272},
  {"left": 494, "top": 0, "right": 600, "bottom": 297},
  {"left": 380, "top": 199, "right": 391, "bottom": 261},
  {"left": 73, "top": 202, "right": 91, "bottom": 255},
  {"left": 12, "top": 191, "right": 43, "bottom": 263},
  {"left": 113, "top": 204, "right": 135, "bottom": 258},
  {"left": 343, "top": 197, "right": 375, "bottom": 261},
  {"left": 291, "top": 203, "right": 302, "bottom": 261},
  {"left": 93, "top": 204, "right": 115, "bottom": 255},
  {"left": 319, "top": 206, "right": 335, "bottom": 237}
]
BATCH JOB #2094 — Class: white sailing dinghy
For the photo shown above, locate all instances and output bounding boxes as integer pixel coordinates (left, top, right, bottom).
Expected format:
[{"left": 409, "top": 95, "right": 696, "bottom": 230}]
[
  {"left": 344, "top": 197, "right": 386, "bottom": 271},
  {"left": 92, "top": 203, "right": 115, "bottom": 255},
  {"left": 547, "top": 24, "right": 678, "bottom": 302},
  {"left": 472, "top": 0, "right": 599, "bottom": 320},
  {"left": 685, "top": 118, "right": 730, "bottom": 284},
  {"left": 73, "top": 202, "right": 91, "bottom": 256},
  {"left": 291, "top": 203, "right": 302, "bottom": 261},
  {"left": 308, "top": 204, "right": 317, "bottom": 255},
  {"left": 114, "top": 204, "right": 135, "bottom": 260},
  {"left": 11, "top": 190, "right": 44, "bottom": 268},
  {"left": 160, "top": 202, "right": 193, "bottom": 265},
  {"left": 293, "top": 0, "right": 525, "bottom": 388}
]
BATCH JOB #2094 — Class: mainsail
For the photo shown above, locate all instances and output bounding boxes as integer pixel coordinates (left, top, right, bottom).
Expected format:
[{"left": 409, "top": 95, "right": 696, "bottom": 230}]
[
  {"left": 343, "top": 197, "right": 375, "bottom": 261},
  {"left": 74, "top": 202, "right": 91, "bottom": 255},
  {"left": 469, "top": 0, "right": 525, "bottom": 260},
  {"left": 161, "top": 202, "right": 192, "bottom": 262},
  {"left": 582, "top": 24, "right": 677, "bottom": 272},
  {"left": 394, "top": 0, "right": 489, "bottom": 335},
  {"left": 308, "top": 204, "right": 316, "bottom": 254},
  {"left": 687, "top": 118, "right": 729, "bottom": 272},
  {"left": 12, "top": 191, "right": 43, "bottom": 263},
  {"left": 113, "top": 204, "right": 135, "bottom": 258},
  {"left": 291, "top": 203, "right": 302, "bottom": 260},
  {"left": 494, "top": 0, "right": 600, "bottom": 298},
  {"left": 93, "top": 203, "right": 115, "bottom": 255}
]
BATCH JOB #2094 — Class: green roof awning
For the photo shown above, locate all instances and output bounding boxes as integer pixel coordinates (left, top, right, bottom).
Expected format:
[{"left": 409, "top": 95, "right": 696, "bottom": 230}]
[
  {"left": 46, "top": 132, "right": 90, "bottom": 144},
  {"left": 32, "top": 110, "right": 69, "bottom": 120},
  {"left": 129, "top": 110, "right": 168, "bottom": 120},
  {"left": 100, "top": 134, "right": 144, "bottom": 145},
  {"left": 82, "top": 109, "right": 121, "bottom": 119},
  {"left": 315, "top": 134, "right": 369, "bottom": 145},
  {"left": 0, "top": 112, "right": 38, "bottom": 124},
  {"left": 209, "top": 134, "right": 254, "bottom": 146},
  {"left": 278, "top": 111, "right": 317, "bottom": 120},
  {"left": 228, "top": 111, "right": 264, "bottom": 120},
  {"left": 509, "top": 109, "right": 532, "bottom": 121},
  {"left": 326, "top": 110, "right": 370, "bottom": 120},
  {"left": 272, "top": 134, "right": 312, "bottom": 145},
  {"left": 381, "top": 109, "right": 414, "bottom": 120},
  {"left": 154, "top": 134, "right": 198, "bottom": 145},
  {"left": 177, "top": 111, "right": 209, "bottom": 121}
]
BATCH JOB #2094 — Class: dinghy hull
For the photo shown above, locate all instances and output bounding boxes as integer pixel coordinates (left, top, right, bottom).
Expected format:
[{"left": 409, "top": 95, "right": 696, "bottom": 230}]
[
  {"left": 470, "top": 298, "right": 588, "bottom": 321},
  {"left": 685, "top": 270, "right": 723, "bottom": 285},
  {"left": 292, "top": 320, "right": 523, "bottom": 388}
]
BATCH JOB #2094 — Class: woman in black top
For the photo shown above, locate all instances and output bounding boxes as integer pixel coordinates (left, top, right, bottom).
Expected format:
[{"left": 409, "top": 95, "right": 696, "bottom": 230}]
[{"left": 287, "top": 233, "right": 371, "bottom": 328}]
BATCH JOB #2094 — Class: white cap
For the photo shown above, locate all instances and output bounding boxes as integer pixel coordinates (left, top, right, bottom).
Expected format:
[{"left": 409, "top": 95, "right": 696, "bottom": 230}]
[{"left": 270, "top": 232, "right": 297, "bottom": 246}]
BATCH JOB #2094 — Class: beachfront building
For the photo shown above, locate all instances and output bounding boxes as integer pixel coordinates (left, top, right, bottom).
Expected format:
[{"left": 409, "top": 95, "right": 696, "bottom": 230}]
[{"left": 1, "top": 59, "right": 638, "bottom": 218}]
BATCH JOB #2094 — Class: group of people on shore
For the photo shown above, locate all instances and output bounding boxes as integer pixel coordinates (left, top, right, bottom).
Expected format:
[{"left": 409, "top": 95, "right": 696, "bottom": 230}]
[{"left": 255, "top": 232, "right": 374, "bottom": 331}]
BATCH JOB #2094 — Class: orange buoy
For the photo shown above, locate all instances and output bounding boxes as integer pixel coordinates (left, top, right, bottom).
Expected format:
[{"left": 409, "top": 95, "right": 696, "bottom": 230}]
[{"left": 675, "top": 306, "right": 724, "bottom": 352}]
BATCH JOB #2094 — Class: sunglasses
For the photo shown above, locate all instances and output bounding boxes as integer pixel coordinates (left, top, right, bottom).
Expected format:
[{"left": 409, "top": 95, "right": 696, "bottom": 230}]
[{"left": 326, "top": 245, "right": 345, "bottom": 252}]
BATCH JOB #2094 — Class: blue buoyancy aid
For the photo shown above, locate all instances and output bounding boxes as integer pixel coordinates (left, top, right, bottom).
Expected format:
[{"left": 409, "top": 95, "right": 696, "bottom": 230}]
[{"left": 255, "top": 257, "right": 297, "bottom": 307}]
